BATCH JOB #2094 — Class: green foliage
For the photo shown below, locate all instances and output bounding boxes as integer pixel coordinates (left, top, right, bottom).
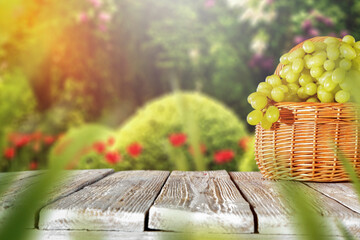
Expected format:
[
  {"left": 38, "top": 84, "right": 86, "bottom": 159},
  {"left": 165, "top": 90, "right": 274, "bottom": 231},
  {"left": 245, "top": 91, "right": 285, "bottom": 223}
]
[
  {"left": 49, "top": 124, "right": 115, "bottom": 169},
  {"left": 115, "top": 92, "right": 254, "bottom": 171},
  {"left": 0, "top": 70, "right": 36, "bottom": 160}
]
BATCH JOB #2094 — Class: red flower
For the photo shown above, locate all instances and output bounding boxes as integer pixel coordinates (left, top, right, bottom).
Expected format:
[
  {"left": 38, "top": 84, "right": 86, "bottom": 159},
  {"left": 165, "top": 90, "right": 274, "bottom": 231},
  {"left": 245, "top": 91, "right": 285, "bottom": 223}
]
[
  {"left": 169, "top": 133, "right": 187, "bottom": 147},
  {"left": 188, "top": 144, "right": 207, "bottom": 155},
  {"left": 127, "top": 142, "right": 143, "bottom": 157},
  {"left": 13, "top": 135, "right": 31, "bottom": 148},
  {"left": 214, "top": 150, "right": 235, "bottom": 164},
  {"left": 107, "top": 137, "right": 115, "bottom": 146},
  {"left": 105, "top": 151, "right": 121, "bottom": 164},
  {"left": 4, "top": 147, "right": 15, "bottom": 159},
  {"left": 93, "top": 141, "right": 106, "bottom": 154},
  {"left": 29, "top": 161, "right": 38, "bottom": 170},
  {"left": 238, "top": 137, "right": 251, "bottom": 150},
  {"left": 43, "top": 136, "right": 56, "bottom": 145}
]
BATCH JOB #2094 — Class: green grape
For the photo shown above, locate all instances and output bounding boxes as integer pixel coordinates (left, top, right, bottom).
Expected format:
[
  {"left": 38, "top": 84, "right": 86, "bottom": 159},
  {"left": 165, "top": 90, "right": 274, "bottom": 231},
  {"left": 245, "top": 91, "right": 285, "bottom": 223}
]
[
  {"left": 284, "top": 94, "right": 295, "bottom": 102},
  {"left": 280, "top": 53, "right": 290, "bottom": 64},
  {"left": 318, "top": 71, "right": 332, "bottom": 85},
  {"left": 352, "top": 57, "right": 360, "bottom": 71},
  {"left": 250, "top": 94, "right": 268, "bottom": 110},
  {"left": 297, "top": 87, "right": 309, "bottom": 99},
  {"left": 304, "top": 55, "right": 312, "bottom": 69},
  {"left": 323, "top": 78, "right": 337, "bottom": 91},
  {"left": 339, "top": 79, "right": 351, "bottom": 91},
  {"left": 324, "top": 37, "right": 339, "bottom": 45},
  {"left": 292, "top": 58, "right": 304, "bottom": 73},
  {"left": 265, "top": 106, "right": 280, "bottom": 123},
  {"left": 306, "top": 97, "right": 319, "bottom": 102},
  {"left": 354, "top": 41, "right": 360, "bottom": 51},
  {"left": 332, "top": 68, "right": 346, "bottom": 83},
  {"left": 317, "top": 89, "right": 334, "bottom": 103},
  {"left": 288, "top": 48, "right": 305, "bottom": 62},
  {"left": 342, "top": 35, "right": 355, "bottom": 45},
  {"left": 287, "top": 83, "right": 300, "bottom": 95},
  {"left": 315, "top": 50, "right": 327, "bottom": 58},
  {"left": 303, "top": 40, "right": 315, "bottom": 53},
  {"left": 311, "top": 54, "right": 326, "bottom": 67},
  {"left": 310, "top": 66, "right": 324, "bottom": 78},
  {"left": 247, "top": 110, "right": 263, "bottom": 125},
  {"left": 266, "top": 74, "right": 282, "bottom": 87},
  {"left": 257, "top": 82, "right": 272, "bottom": 97},
  {"left": 280, "top": 65, "right": 291, "bottom": 78},
  {"left": 285, "top": 70, "right": 299, "bottom": 83},
  {"left": 305, "top": 82, "right": 317, "bottom": 95},
  {"left": 278, "top": 85, "right": 289, "bottom": 93},
  {"left": 347, "top": 69, "right": 360, "bottom": 81},
  {"left": 339, "top": 59, "right": 352, "bottom": 70},
  {"left": 331, "top": 85, "right": 341, "bottom": 94},
  {"left": 299, "top": 74, "right": 313, "bottom": 86},
  {"left": 340, "top": 44, "right": 356, "bottom": 60},
  {"left": 324, "top": 60, "right": 335, "bottom": 71},
  {"left": 335, "top": 90, "right": 350, "bottom": 103},
  {"left": 314, "top": 42, "right": 327, "bottom": 51},
  {"left": 247, "top": 92, "right": 263, "bottom": 104},
  {"left": 327, "top": 45, "right": 340, "bottom": 60},
  {"left": 271, "top": 87, "right": 285, "bottom": 102},
  {"left": 260, "top": 118, "right": 272, "bottom": 130}
]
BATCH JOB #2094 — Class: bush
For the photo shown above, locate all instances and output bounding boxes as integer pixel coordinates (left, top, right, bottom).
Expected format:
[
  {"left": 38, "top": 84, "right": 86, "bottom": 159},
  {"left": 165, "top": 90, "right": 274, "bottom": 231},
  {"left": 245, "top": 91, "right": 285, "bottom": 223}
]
[
  {"left": 115, "top": 91, "right": 256, "bottom": 171},
  {"left": 49, "top": 124, "right": 117, "bottom": 169}
]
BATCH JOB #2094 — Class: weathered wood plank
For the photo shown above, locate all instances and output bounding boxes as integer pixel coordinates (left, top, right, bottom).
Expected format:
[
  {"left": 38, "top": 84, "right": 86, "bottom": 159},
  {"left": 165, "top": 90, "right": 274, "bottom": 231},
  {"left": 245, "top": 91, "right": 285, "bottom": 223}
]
[
  {"left": 148, "top": 170, "right": 254, "bottom": 233},
  {"left": 0, "top": 169, "right": 114, "bottom": 227},
  {"left": 304, "top": 182, "right": 360, "bottom": 214},
  {"left": 26, "top": 230, "right": 346, "bottom": 240},
  {"left": 230, "top": 172, "right": 360, "bottom": 236},
  {"left": 38, "top": 170, "right": 169, "bottom": 231}
]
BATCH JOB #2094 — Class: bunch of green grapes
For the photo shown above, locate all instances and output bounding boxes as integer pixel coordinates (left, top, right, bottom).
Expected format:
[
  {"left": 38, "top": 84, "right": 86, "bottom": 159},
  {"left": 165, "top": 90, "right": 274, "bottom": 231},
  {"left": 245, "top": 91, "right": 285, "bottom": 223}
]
[{"left": 247, "top": 35, "right": 360, "bottom": 129}]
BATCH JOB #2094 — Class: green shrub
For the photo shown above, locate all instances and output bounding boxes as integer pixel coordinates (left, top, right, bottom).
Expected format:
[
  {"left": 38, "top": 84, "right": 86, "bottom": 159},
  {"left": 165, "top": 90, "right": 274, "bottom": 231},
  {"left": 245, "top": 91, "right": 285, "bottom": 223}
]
[
  {"left": 49, "top": 124, "right": 117, "bottom": 169},
  {"left": 115, "top": 91, "right": 256, "bottom": 171}
]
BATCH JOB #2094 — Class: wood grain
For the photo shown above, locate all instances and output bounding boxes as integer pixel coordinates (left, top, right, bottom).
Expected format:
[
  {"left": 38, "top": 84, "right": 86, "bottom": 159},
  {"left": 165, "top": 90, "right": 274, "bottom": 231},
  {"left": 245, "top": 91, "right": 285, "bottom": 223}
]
[
  {"left": 0, "top": 169, "right": 113, "bottom": 227},
  {"left": 26, "top": 230, "right": 345, "bottom": 240},
  {"left": 38, "top": 170, "right": 169, "bottom": 231},
  {"left": 304, "top": 182, "right": 360, "bottom": 214},
  {"left": 230, "top": 172, "right": 360, "bottom": 236},
  {"left": 148, "top": 170, "right": 254, "bottom": 233}
]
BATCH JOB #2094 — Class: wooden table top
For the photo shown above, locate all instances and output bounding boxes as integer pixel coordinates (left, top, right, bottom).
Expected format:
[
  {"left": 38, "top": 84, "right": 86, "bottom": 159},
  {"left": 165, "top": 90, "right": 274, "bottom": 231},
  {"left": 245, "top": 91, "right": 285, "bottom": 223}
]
[{"left": 0, "top": 170, "right": 359, "bottom": 240}]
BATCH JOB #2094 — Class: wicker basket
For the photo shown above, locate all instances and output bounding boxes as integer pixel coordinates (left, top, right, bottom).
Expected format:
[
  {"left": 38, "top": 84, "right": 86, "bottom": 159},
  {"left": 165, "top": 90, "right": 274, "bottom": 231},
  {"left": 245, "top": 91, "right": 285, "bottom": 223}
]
[{"left": 255, "top": 36, "right": 360, "bottom": 182}]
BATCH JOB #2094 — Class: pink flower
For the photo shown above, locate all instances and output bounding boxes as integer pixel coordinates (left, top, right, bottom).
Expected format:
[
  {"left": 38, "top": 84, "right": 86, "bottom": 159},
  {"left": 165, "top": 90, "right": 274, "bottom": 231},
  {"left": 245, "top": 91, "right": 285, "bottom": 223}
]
[
  {"left": 98, "top": 24, "right": 107, "bottom": 32},
  {"left": 169, "top": 133, "right": 187, "bottom": 147},
  {"left": 308, "top": 28, "right": 319, "bottom": 37},
  {"left": 99, "top": 12, "right": 111, "bottom": 23},
  {"left": 205, "top": 0, "right": 215, "bottom": 8},
  {"left": 214, "top": 150, "right": 235, "bottom": 164},
  {"left": 340, "top": 30, "right": 350, "bottom": 37},
  {"left": 105, "top": 151, "right": 121, "bottom": 164},
  {"left": 78, "top": 12, "right": 89, "bottom": 23},
  {"left": 127, "top": 143, "right": 143, "bottom": 157},
  {"left": 88, "top": 0, "right": 102, "bottom": 8}
]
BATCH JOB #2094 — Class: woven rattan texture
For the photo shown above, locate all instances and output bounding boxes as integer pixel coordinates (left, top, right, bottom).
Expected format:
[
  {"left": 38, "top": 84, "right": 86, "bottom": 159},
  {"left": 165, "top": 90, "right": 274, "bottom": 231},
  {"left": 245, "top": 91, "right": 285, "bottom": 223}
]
[{"left": 255, "top": 37, "right": 360, "bottom": 182}]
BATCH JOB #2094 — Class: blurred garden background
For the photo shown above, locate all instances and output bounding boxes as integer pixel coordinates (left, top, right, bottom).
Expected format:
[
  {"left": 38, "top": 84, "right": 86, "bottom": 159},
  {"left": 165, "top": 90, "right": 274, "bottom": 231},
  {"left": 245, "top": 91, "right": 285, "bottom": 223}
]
[{"left": 0, "top": 0, "right": 359, "bottom": 172}]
